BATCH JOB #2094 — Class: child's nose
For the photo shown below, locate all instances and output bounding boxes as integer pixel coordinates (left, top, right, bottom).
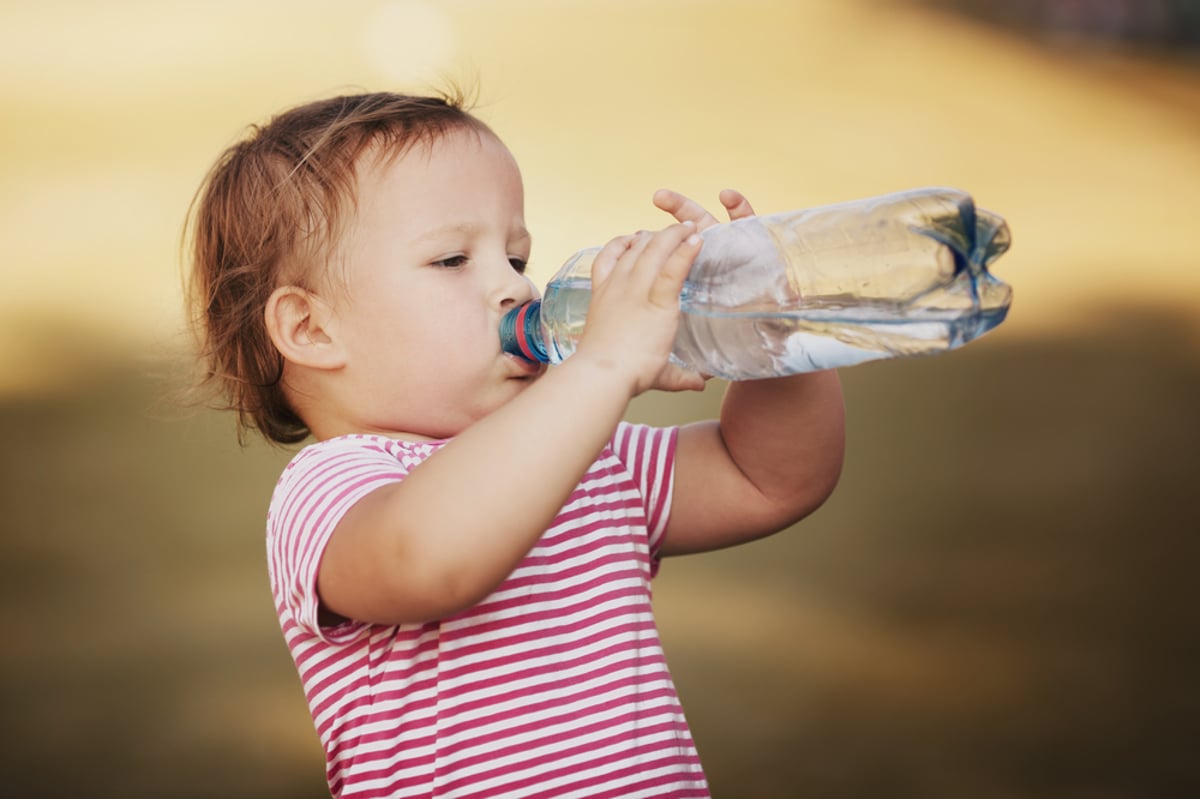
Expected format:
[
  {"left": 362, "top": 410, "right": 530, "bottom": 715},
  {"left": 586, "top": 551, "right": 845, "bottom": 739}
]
[{"left": 495, "top": 261, "right": 537, "bottom": 309}]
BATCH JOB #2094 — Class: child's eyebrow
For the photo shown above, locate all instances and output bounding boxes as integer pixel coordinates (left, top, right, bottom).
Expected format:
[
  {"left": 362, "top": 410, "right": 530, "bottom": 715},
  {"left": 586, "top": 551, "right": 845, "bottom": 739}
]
[{"left": 415, "top": 223, "right": 532, "bottom": 247}]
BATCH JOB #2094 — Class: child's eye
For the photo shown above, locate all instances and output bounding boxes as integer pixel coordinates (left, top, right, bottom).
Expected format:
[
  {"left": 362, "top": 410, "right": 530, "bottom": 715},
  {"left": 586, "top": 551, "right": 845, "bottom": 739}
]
[
  {"left": 432, "top": 255, "right": 468, "bottom": 269},
  {"left": 509, "top": 257, "right": 528, "bottom": 274}
]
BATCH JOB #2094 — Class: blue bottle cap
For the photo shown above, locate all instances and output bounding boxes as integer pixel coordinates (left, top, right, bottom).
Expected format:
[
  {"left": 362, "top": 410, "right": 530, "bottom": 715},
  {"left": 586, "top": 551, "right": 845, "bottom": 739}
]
[{"left": 499, "top": 300, "right": 549, "bottom": 363}]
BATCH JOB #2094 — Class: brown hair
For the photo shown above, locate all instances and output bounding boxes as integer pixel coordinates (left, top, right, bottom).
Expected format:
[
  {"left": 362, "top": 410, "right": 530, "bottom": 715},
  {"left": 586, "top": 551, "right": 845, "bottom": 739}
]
[{"left": 184, "top": 90, "right": 493, "bottom": 445}]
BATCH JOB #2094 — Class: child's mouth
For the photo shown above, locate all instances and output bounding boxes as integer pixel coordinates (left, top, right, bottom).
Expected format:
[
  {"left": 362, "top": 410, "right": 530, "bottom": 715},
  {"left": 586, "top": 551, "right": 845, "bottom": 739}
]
[{"left": 505, "top": 352, "right": 544, "bottom": 378}]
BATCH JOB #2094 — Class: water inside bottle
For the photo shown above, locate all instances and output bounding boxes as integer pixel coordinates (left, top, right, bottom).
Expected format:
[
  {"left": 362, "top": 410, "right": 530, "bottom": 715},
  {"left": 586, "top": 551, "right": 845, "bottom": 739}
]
[
  {"left": 540, "top": 279, "right": 592, "bottom": 363},
  {"left": 671, "top": 299, "right": 1009, "bottom": 380},
  {"left": 539, "top": 277, "right": 1009, "bottom": 379}
]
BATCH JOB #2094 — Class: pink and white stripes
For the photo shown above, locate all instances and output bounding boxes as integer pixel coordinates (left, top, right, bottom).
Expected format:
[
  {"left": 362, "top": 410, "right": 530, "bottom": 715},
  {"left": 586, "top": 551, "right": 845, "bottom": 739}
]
[{"left": 266, "top": 423, "right": 709, "bottom": 798}]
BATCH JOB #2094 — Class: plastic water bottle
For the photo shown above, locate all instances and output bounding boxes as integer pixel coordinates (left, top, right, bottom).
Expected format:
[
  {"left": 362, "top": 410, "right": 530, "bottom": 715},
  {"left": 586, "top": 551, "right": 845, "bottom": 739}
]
[{"left": 500, "top": 187, "right": 1012, "bottom": 380}]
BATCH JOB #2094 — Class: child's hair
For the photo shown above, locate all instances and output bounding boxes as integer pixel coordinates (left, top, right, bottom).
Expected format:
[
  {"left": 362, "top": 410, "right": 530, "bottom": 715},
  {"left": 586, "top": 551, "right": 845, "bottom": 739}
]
[{"left": 184, "top": 89, "right": 493, "bottom": 445}]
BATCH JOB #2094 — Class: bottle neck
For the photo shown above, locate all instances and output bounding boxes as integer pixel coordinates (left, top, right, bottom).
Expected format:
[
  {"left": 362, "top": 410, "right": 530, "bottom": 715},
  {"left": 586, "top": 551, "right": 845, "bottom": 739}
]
[{"left": 498, "top": 300, "right": 549, "bottom": 363}]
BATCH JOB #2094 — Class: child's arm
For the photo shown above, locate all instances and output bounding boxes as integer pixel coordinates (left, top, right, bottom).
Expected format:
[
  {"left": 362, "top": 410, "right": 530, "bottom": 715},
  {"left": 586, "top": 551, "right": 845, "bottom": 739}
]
[
  {"left": 662, "top": 373, "right": 845, "bottom": 554},
  {"left": 317, "top": 223, "right": 705, "bottom": 626},
  {"left": 652, "top": 189, "right": 847, "bottom": 554}
]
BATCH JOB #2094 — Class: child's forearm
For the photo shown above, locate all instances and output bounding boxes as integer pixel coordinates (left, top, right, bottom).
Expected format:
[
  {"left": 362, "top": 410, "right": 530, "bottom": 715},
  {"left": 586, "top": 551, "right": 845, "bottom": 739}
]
[
  {"left": 411, "top": 356, "right": 634, "bottom": 569},
  {"left": 323, "top": 356, "right": 638, "bottom": 625}
]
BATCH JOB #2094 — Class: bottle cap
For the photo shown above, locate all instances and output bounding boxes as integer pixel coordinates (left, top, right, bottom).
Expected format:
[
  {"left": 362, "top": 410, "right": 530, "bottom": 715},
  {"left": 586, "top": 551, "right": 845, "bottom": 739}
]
[{"left": 499, "top": 300, "right": 548, "bottom": 363}]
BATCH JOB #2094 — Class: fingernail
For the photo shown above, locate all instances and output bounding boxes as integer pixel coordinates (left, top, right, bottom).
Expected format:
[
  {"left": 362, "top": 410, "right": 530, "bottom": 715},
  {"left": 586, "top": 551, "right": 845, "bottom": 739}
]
[
  {"left": 686, "top": 233, "right": 701, "bottom": 245},
  {"left": 682, "top": 220, "right": 696, "bottom": 227}
]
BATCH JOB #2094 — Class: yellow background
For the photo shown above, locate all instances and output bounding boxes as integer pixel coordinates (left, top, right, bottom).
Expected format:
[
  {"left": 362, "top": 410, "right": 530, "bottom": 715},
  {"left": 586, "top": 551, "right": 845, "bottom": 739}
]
[{"left": 2, "top": 0, "right": 1198, "bottom": 393}]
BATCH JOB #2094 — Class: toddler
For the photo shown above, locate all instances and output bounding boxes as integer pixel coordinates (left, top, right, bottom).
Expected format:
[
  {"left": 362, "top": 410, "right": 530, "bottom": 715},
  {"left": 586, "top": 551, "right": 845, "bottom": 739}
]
[{"left": 187, "top": 90, "right": 845, "bottom": 798}]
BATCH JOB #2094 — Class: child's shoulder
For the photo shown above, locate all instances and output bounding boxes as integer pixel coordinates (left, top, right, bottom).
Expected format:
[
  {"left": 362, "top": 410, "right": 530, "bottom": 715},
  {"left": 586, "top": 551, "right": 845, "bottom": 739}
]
[
  {"left": 268, "top": 434, "right": 450, "bottom": 528},
  {"left": 276, "top": 423, "right": 674, "bottom": 489},
  {"left": 295, "top": 433, "right": 443, "bottom": 460},
  {"left": 278, "top": 434, "right": 446, "bottom": 487}
]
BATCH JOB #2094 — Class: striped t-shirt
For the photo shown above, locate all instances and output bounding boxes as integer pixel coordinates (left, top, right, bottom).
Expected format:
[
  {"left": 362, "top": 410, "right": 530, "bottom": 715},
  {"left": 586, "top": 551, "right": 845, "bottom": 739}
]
[{"left": 267, "top": 421, "right": 709, "bottom": 798}]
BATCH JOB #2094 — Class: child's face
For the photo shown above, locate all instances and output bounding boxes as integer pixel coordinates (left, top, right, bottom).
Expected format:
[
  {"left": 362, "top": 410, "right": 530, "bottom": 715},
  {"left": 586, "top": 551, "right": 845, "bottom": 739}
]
[{"left": 325, "top": 127, "right": 543, "bottom": 439}]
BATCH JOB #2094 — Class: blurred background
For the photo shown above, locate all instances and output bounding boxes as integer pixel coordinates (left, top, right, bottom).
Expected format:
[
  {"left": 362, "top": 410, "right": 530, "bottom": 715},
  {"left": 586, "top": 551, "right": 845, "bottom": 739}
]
[{"left": 1, "top": 0, "right": 1198, "bottom": 797}]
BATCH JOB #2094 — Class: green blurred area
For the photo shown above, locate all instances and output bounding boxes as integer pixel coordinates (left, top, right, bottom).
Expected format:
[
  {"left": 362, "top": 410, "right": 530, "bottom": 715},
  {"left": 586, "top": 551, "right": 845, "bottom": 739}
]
[{"left": 2, "top": 305, "right": 1196, "bottom": 798}]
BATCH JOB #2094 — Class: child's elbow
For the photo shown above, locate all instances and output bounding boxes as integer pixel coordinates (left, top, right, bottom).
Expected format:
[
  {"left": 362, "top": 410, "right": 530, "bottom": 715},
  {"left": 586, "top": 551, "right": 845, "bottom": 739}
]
[
  {"left": 773, "top": 440, "right": 845, "bottom": 531},
  {"left": 810, "top": 451, "right": 845, "bottom": 515}
]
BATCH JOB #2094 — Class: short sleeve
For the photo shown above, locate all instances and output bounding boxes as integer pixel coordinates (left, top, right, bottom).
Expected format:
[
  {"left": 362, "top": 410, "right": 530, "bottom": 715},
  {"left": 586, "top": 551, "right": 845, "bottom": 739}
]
[
  {"left": 266, "top": 436, "right": 431, "bottom": 643},
  {"left": 610, "top": 421, "right": 678, "bottom": 564}
]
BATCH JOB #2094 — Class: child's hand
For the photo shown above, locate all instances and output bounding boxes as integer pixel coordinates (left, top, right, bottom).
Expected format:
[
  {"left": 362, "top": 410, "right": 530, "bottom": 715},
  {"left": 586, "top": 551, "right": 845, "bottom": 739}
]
[
  {"left": 653, "top": 187, "right": 757, "bottom": 230},
  {"left": 572, "top": 190, "right": 758, "bottom": 397},
  {"left": 647, "top": 188, "right": 759, "bottom": 390},
  {"left": 575, "top": 222, "right": 703, "bottom": 397}
]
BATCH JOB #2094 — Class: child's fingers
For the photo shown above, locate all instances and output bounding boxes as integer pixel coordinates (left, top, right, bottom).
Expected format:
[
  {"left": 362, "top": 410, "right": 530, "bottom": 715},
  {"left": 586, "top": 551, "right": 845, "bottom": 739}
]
[
  {"left": 590, "top": 234, "right": 637, "bottom": 288},
  {"left": 718, "top": 188, "right": 756, "bottom": 221},
  {"left": 653, "top": 189, "right": 720, "bottom": 231},
  {"left": 625, "top": 223, "right": 695, "bottom": 285},
  {"left": 653, "top": 363, "right": 710, "bottom": 393},
  {"left": 600, "top": 222, "right": 697, "bottom": 302},
  {"left": 646, "top": 224, "right": 702, "bottom": 309},
  {"left": 610, "top": 229, "right": 656, "bottom": 278}
]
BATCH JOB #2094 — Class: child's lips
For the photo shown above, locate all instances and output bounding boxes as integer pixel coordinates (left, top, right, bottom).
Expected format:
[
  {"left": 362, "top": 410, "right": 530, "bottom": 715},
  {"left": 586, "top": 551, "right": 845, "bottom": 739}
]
[{"left": 505, "top": 353, "right": 544, "bottom": 377}]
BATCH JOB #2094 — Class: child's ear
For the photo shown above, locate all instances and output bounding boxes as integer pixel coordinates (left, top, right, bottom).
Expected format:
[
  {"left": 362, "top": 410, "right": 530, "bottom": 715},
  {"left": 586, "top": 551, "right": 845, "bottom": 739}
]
[{"left": 264, "top": 286, "right": 346, "bottom": 370}]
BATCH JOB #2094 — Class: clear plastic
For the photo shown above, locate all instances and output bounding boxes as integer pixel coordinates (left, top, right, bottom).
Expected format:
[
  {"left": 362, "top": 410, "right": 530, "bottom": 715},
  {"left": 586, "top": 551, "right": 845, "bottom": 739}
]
[{"left": 500, "top": 187, "right": 1013, "bottom": 380}]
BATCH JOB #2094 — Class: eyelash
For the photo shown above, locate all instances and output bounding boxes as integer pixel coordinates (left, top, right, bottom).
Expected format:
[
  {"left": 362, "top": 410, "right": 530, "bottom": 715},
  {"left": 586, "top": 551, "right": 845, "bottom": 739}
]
[{"left": 432, "top": 255, "right": 528, "bottom": 274}]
